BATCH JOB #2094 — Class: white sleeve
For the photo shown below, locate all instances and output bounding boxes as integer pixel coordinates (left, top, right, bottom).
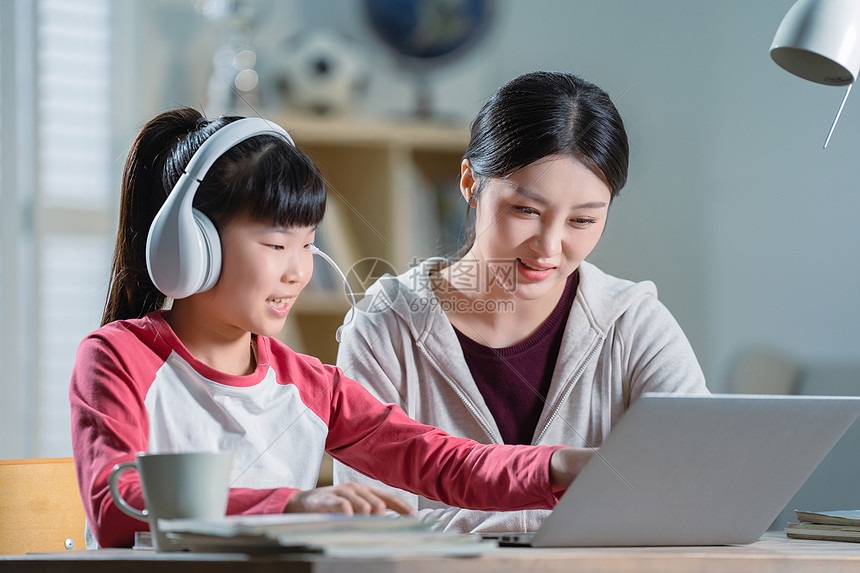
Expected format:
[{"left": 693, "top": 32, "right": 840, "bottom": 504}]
[{"left": 618, "top": 294, "right": 710, "bottom": 400}]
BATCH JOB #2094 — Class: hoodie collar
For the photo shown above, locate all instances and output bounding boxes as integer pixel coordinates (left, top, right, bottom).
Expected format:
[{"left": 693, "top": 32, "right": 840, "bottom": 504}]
[
  {"left": 359, "top": 258, "right": 658, "bottom": 444},
  {"left": 372, "top": 258, "right": 657, "bottom": 342}
]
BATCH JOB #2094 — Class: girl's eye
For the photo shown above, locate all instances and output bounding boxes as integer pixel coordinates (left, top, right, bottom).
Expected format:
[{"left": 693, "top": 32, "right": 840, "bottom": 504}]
[
  {"left": 572, "top": 217, "right": 598, "bottom": 226},
  {"left": 513, "top": 205, "right": 540, "bottom": 216},
  {"left": 267, "top": 244, "right": 284, "bottom": 251}
]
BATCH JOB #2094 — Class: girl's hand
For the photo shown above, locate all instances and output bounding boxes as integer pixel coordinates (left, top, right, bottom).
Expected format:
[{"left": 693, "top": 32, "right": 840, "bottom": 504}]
[
  {"left": 549, "top": 447, "right": 596, "bottom": 490},
  {"left": 285, "top": 482, "right": 415, "bottom": 516}
]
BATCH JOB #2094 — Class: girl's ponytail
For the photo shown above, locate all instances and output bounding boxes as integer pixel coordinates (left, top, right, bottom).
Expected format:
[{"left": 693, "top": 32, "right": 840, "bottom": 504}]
[{"left": 101, "top": 108, "right": 204, "bottom": 325}]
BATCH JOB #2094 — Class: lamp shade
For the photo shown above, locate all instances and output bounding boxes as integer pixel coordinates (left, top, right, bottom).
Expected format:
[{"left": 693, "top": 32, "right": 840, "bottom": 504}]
[{"left": 770, "top": 0, "right": 860, "bottom": 86}]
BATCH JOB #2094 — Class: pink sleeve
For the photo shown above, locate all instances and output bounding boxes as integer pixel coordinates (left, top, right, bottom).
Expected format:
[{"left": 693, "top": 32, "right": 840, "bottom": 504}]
[
  {"left": 70, "top": 328, "right": 296, "bottom": 548},
  {"left": 323, "top": 370, "right": 563, "bottom": 511}
]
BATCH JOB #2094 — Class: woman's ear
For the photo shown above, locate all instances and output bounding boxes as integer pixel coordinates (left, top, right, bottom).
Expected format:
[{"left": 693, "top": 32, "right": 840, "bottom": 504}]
[{"left": 460, "top": 159, "right": 476, "bottom": 204}]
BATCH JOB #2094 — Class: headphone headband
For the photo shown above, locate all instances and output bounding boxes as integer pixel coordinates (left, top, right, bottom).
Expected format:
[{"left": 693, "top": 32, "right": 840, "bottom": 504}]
[
  {"left": 145, "top": 117, "right": 294, "bottom": 299},
  {"left": 183, "top": 118, "right": 294, "bottom": 181}
]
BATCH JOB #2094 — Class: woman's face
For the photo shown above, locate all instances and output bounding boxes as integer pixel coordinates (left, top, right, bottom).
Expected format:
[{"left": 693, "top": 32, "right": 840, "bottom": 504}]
[{"left": 463, "top": 154, "right": 611, "bottom": 302}]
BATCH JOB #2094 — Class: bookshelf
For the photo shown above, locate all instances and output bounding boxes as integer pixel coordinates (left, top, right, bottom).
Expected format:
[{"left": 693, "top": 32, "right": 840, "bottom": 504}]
[{"left": 274, "top": 114, "right": 470, "bottom": 367}]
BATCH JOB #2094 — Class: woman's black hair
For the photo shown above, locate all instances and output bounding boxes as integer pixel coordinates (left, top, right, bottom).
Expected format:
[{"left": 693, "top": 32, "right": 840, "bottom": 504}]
[
  {"left": 466, "top": 70, "right": 628, "bottom": 194},
  {"left": 101, "top": 107, "right": 326, "bottom": 325},
  {"left": 457, "top": 71, "right": 629, "bottom": 254}
]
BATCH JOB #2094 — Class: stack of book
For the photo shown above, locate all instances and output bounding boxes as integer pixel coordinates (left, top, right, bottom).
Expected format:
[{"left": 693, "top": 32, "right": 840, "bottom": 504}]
[
  {"left": 785, "top": 510, "right": 860, "bottom": 542},
  {"left": 154, "top": 513, "right": 495, "bottom": 556}
]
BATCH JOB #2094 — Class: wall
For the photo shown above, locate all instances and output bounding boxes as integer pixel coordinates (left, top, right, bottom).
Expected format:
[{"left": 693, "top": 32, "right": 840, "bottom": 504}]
[
  {"left": 137, "top": 0, "right": 860, "bottom": 391},
  {"left": 702, "top": 2, "right": 860, "bottom": 389},
  {"left": 476, "top": 0, "right": 859, "bottom": 389}
]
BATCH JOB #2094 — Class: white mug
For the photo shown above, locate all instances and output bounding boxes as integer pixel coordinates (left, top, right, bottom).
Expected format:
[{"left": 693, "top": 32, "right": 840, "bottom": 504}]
[{"left": 108, "top": 451, "right": 232, "bottom": 551}]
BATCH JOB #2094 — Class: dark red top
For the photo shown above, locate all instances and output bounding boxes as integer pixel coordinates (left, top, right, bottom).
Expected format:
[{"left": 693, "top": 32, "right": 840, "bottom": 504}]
[{"left": 454, "top": 271, "right": 579, "bottom": 445}]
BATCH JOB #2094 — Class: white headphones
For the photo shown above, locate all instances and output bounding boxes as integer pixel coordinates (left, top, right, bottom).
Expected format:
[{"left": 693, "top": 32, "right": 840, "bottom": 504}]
[
  {"left": 145, "top": 117, "right": 295, "bottom": 299},
  {"left": 145, "top": 116, "right": 357, "bottom": 341}
]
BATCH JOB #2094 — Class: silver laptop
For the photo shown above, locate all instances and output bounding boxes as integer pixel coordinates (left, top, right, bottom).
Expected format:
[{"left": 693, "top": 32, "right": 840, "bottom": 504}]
[{"left": 493, "top": 393, "right": 860, "bottom": 547}]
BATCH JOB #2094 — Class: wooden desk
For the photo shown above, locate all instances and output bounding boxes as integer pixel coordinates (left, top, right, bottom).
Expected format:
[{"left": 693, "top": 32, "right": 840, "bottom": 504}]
[{"left": 3, "top": 532, "right": 860, "bottom": 572}]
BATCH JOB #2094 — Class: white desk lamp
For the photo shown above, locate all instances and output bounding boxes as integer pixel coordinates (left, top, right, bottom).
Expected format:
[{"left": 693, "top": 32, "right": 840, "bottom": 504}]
[{"left": 770, "top": 0, "right": 860, "bottom": 147}]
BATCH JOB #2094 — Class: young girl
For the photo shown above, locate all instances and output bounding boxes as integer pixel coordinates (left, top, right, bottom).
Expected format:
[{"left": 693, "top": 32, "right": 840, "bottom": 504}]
[
  {"left": 333, "top": 71, "right": 710, "bottom": 533},
  {"left": 68, "top": 108, "right": 594, "bottom": 549}
]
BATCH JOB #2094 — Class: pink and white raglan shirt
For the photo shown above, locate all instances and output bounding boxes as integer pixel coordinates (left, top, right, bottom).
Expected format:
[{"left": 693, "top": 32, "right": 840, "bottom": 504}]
[{"left": 69, "top": 311, "right": 563, "bottom": 547}]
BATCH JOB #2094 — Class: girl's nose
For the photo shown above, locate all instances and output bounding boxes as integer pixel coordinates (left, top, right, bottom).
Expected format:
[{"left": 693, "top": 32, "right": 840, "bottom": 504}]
[{"left": 283, "top": 252, "right": 311, "bottom": 284}]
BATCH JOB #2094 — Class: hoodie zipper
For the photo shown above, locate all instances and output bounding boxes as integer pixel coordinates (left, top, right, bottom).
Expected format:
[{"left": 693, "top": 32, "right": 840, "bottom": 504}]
[
  {"left": 415, "top": 340, "right": 499, "bottom": 444},
  {"left": 534, "top": 334, "right": 605, "bottom": 444}
]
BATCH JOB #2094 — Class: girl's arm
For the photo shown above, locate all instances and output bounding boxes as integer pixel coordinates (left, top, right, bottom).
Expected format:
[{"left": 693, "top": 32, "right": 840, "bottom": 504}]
[
  {"left": 332, "top": 310, "right": 561, "bottom": 532},
  {"left": 324, "top": 370, "right": 565, "bottom": 513}
]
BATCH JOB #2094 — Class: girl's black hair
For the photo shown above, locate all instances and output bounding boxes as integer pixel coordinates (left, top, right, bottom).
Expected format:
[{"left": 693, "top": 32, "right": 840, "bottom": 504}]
[
  {"left": 458, "top": 71, "right": 629, "bottom": 254},
  {"left": 101, "top": 107, "right": 326, "bottom": 325}
]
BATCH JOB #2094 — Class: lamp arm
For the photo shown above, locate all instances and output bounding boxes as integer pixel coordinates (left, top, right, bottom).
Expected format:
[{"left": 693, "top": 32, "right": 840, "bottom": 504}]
[{"left": 824, "top": 82, "right": 853, "bottom": 149}]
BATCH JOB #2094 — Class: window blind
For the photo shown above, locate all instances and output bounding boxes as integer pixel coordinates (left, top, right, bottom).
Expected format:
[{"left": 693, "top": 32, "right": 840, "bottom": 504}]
[
  {"left": 0, "top": 6, "right": 4, "bottom": 380},
  {"left": 34, "top": 0, "right": 113, "bottom": 456}
]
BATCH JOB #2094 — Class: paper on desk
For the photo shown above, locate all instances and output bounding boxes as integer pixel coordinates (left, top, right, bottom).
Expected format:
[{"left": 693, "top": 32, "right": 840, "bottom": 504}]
[
  {"left": 795, "top": 510, "right": 860, "bottom": 526},
  {"left": 158, "top": 513, "right": 495, "bottom": 556}
]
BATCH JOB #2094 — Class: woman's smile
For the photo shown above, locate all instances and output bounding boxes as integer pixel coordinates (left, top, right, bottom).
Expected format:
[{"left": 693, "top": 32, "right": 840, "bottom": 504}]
[{"left": 516, "top": 258, "right": 557, "bottom": 282}]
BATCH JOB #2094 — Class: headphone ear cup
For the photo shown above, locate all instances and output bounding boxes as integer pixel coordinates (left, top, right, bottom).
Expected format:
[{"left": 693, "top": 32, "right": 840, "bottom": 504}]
[
  {"left": 192, "top": 208, "right": 221, "bottom": 294},
  {"left": 145, "top": 197, "right": 221, "bottom": 299}
]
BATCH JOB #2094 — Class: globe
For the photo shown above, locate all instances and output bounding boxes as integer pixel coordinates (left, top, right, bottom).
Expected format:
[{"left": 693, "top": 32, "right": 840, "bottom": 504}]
[
  {"left": 363, "top": 0, "right": 492, "bottom": 116},
  {"left": 364, "top": 0, "right": 491, "bottom": 63}
]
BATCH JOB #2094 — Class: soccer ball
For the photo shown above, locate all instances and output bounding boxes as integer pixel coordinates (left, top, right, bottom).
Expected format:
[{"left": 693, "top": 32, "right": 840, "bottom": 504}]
[{"left": 277, "top": 30, "right": 370, "bottom": 115}]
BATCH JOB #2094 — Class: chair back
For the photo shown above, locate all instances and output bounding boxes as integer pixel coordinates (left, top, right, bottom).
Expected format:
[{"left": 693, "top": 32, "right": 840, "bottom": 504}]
[{"left": 0, "top": 457, "right": 86, "bottom": 554}]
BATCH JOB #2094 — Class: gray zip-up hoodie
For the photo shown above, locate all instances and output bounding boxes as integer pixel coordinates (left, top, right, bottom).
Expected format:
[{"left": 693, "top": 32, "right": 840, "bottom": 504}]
[{"left": 333, "top": 258, "right": 709, "bottom": 533}]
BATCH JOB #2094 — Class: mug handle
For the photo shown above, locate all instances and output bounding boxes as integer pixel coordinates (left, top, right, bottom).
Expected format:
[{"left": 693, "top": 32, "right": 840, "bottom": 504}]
[{"left": 108, "top": 461, "right": 148, "bottom": 522}]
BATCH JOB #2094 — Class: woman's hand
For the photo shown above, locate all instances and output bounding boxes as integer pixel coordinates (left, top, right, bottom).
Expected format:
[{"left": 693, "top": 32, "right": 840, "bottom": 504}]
[
  {"left": 285, "top": 482, "right": 415, "bottom": 516},
  {"left": 549, "top": 447, "right": 597, "bottom": 490}
]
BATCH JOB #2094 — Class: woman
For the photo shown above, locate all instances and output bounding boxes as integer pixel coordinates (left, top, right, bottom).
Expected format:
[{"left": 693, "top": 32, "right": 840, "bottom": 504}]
[{"left": 333, "top": 71, "right": 708, "bottom": 533}]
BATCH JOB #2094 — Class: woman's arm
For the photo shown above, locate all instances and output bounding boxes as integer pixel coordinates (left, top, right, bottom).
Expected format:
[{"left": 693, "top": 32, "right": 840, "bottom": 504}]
[
  {"left": 332, "top": 311, "right": 422, "bottom": 507},
  {"left": 620, "top": 295, "right": 710, "bottom": 399}
]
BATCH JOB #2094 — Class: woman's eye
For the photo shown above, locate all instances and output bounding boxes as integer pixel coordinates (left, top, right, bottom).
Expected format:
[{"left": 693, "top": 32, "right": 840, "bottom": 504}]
[
  {"left": 267, "top": 244, "right": 284, "bottom": 251},
  {"left": 572, "top": 217, "right": 598, "bottom": 225},
  {"left": 513, "top": 205, "right": 540, "bottom": 216}
]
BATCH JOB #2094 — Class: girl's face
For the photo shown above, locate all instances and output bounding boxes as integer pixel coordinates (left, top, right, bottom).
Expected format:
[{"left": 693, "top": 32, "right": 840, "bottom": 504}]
[
  {"left": 201, "top": 213, "right": 315, "bottom": 337},
  {"left": 463, "top": 154, "right": 611, "bottom": 302}
]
